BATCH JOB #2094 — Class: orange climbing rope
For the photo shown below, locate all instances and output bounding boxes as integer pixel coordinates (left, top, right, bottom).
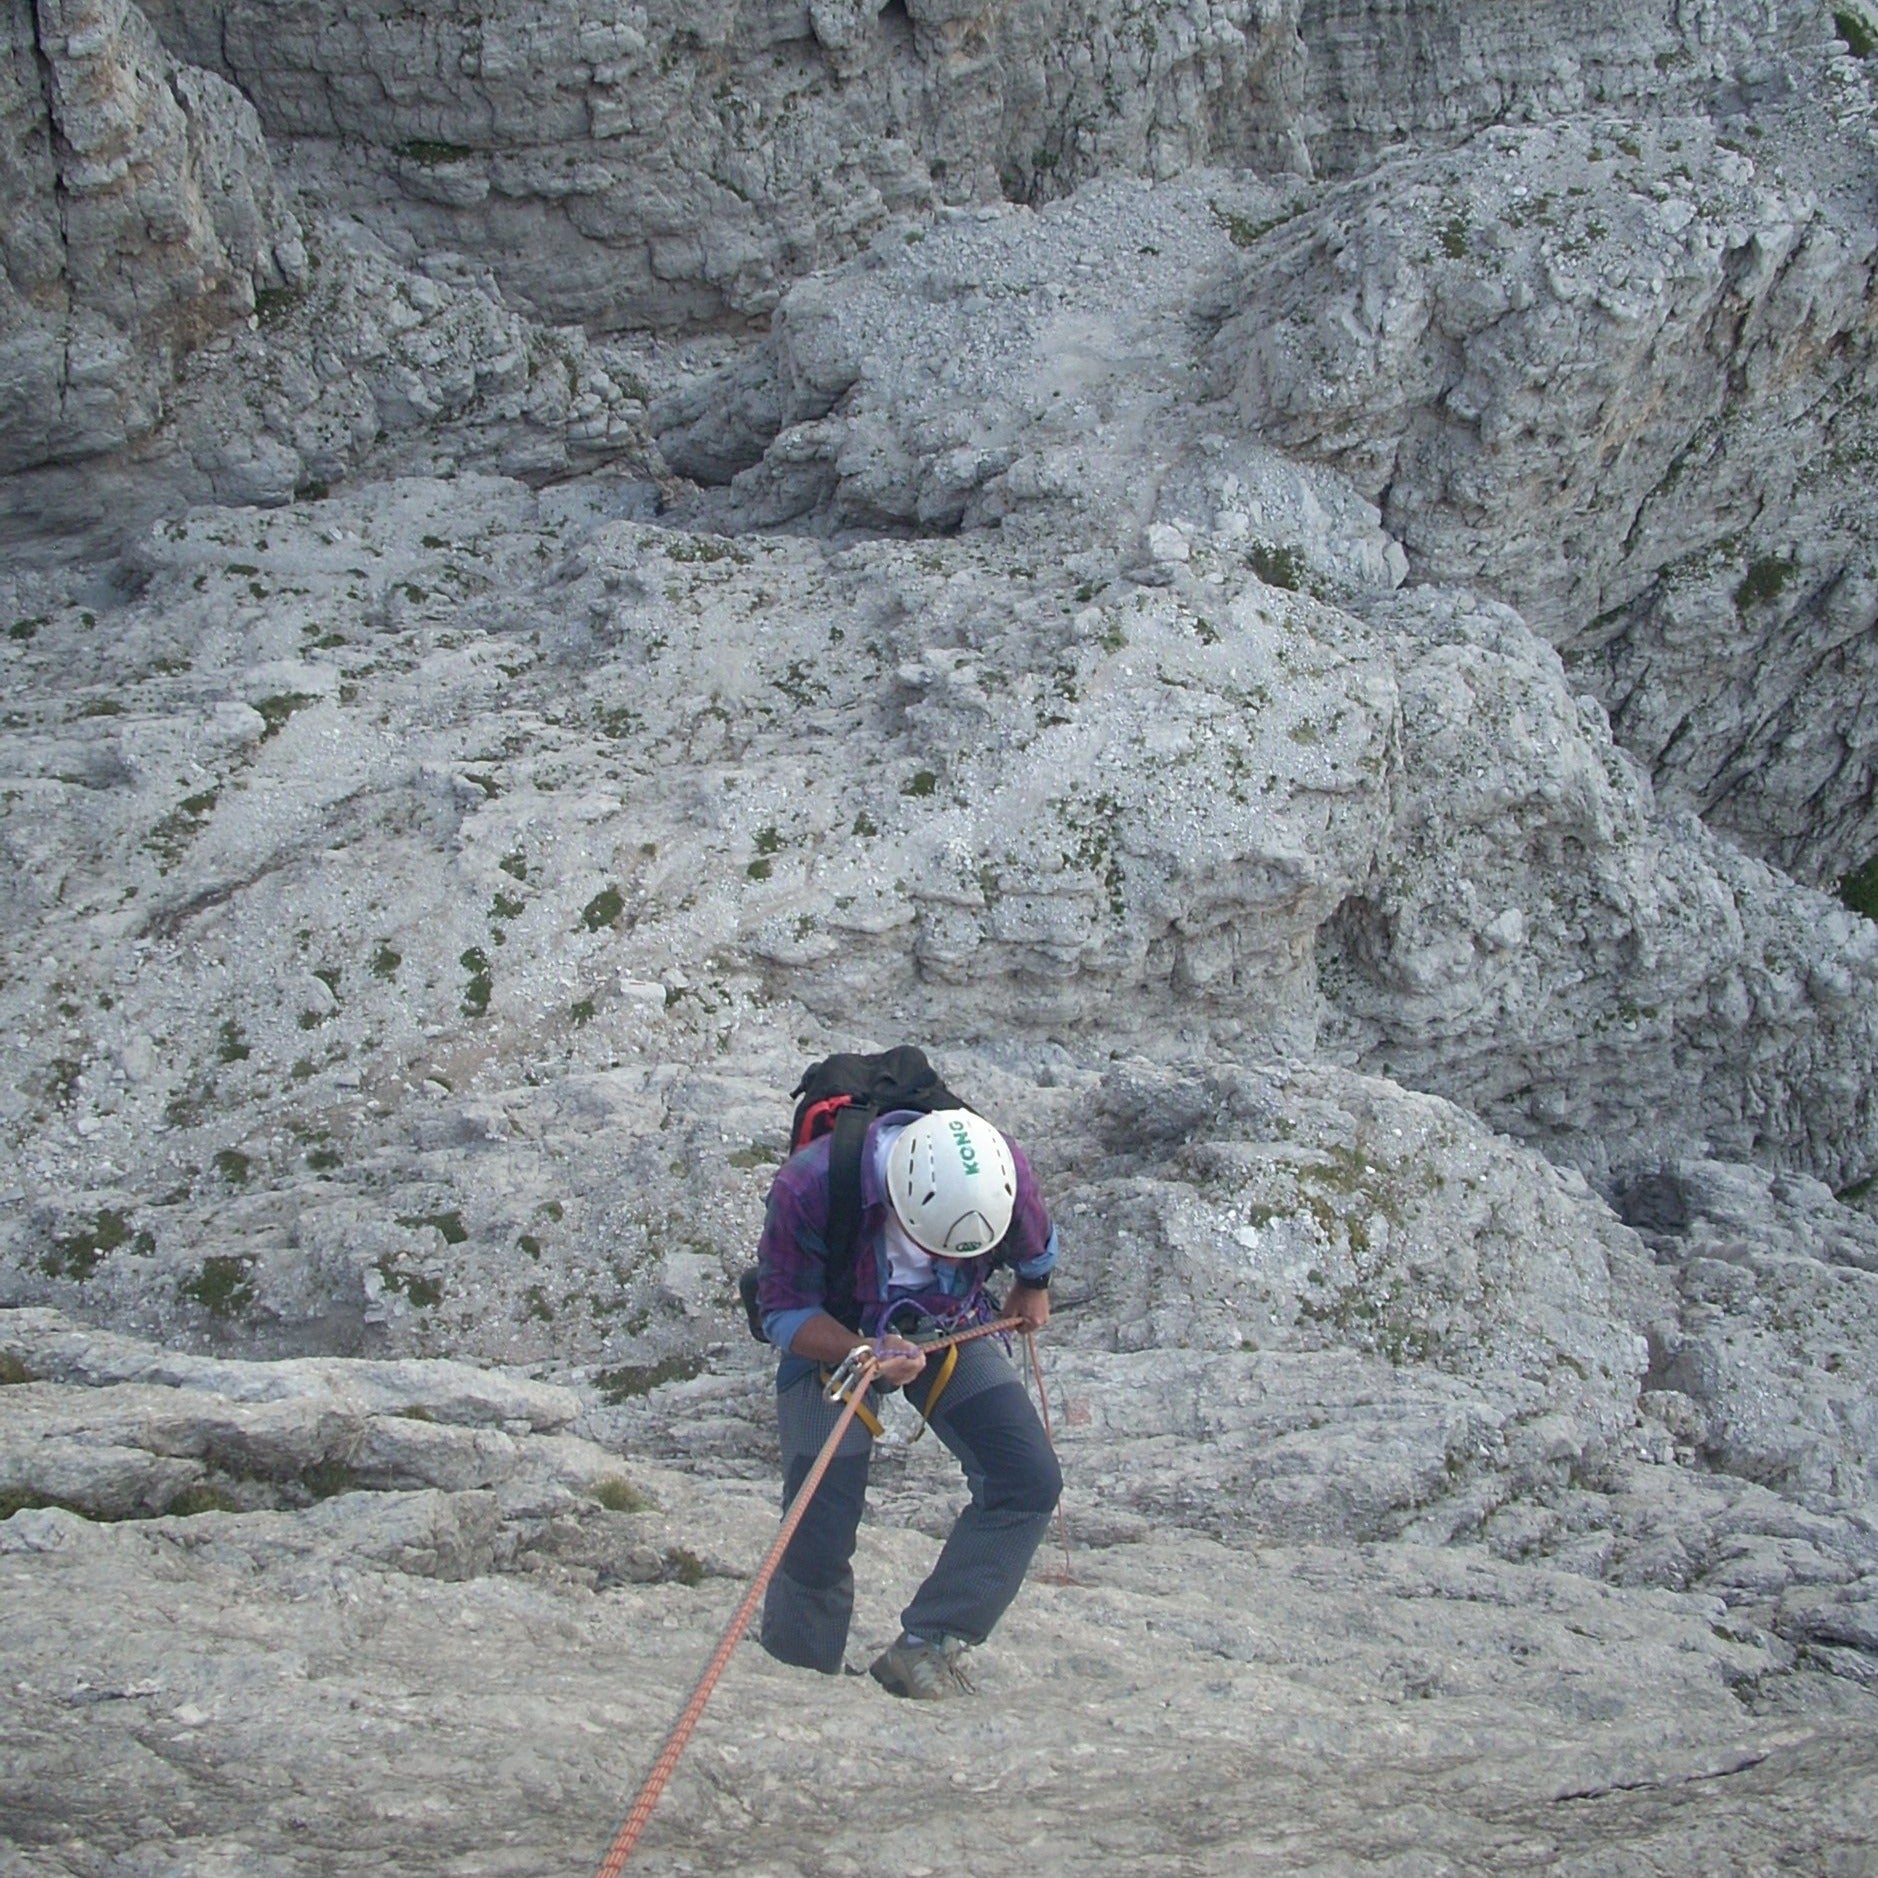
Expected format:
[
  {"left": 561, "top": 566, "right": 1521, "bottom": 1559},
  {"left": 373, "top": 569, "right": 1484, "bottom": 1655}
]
[
  {"left": 1022, "top": 1330, "right": 1078, "bottom": 1584},
  {"left": 591, "top": 1315, "right": 1028, "bottom": 1878}
]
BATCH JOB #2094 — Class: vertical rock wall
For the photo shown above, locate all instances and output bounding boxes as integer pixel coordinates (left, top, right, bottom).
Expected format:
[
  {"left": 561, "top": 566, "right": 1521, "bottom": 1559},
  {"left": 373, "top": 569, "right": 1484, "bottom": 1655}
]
[
  {"left": 1202, "top": 102, "right": 1878, "bottom": 884},
  {"left": 0, "top": 0, "right": 303, "bottom": 478},
  {"left": 120, "top": 0, "right": 1829, "bottom": 332},
  {"left": 130, "top": 0, "right": 1311, "bottom": 328},
  {"left": 1289, "top": 0, "right": 1820, "bottom": 176}
]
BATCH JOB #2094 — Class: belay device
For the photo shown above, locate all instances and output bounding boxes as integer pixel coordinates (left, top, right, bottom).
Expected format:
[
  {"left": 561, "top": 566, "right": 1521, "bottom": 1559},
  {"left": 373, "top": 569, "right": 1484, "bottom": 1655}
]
[{"left": 737, "top": 1045, "right": 969, "bottom": 1342}]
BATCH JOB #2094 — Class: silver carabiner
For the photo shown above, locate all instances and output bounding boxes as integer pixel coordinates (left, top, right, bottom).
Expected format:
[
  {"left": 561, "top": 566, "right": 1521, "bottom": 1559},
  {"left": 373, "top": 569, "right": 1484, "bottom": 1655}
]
[{"left": 823, "top": 1346, "right": 875, "bottom": 1404}]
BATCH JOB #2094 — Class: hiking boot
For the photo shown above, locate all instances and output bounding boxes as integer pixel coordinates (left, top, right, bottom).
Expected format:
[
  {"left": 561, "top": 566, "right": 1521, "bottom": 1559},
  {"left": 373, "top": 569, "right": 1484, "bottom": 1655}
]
[{"left": 868, "top": 1634, "right": 975, "bottom": 1700}]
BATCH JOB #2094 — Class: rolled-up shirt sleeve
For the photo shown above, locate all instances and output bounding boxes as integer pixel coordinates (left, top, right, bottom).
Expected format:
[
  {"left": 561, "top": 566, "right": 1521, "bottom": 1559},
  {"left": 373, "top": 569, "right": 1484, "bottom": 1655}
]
[{"left": 1002, "top": 1140, "right": 1058, "bottom": 1285}]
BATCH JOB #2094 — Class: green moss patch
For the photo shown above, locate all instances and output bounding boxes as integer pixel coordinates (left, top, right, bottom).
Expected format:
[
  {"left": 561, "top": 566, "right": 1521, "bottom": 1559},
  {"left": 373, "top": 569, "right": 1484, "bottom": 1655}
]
[
  {"left": 181, "top": 1255, "right": 256, "bottom": 1318},
  {"left": 1249, "top": 542, "right": 1307, "bottom": 591},
  {"left": 592, "top": 1476, "right": 653, "bottom": 1513},
  {"left": 398, "top": 1209, "right": 468, "bottom": 1244},
  {"left": 253, "top": 286, "right": 302, "bottom": 326},
  {"left": 378, "top": 1253, "right": 445, "bottom": 1308},
  {"left": 1834, "top": 8, "right": 1877, "bottom": 56},
  {"left": 398, "top": 140, "right": 477, "bottom": 165},
  {"left": 254, "top": 692, "right": 316, "bottom": 741},
  {"left": 664, "top": 536, "right": 745, "bottom": 564},
  {"left": 1733, "top": 554, "right": 1798, "bottom": 615},
  {"left": 1209, "top": 200, "right": 1294, "bottom": 248},
  {"left": 300, "top": 1460, "right": 360, "bottom": 1500},
  {"left": 665, "top": 1546, "right": 707, "bottom": 1586},
  {"left": 580, "top": 886, "right": 623, "bottom": 931},
  {"left": 1839, "top": 854, "right": 1878, "bottom": 922},
  {"left": 460, "top": 947, "right": 492, "bottom": 1016},
  {"left": 0, "top": 1490, "right": 83, "bottom": 1522},
  {"left": 166, "top": 1483, "right": 241, "bottom": 1517},
  {"left": 593, "top": 1354, "right": 705, "bottom": 1403},
  {"left": 43, "top": 1209, "right": 149, "bottom": 1281}
]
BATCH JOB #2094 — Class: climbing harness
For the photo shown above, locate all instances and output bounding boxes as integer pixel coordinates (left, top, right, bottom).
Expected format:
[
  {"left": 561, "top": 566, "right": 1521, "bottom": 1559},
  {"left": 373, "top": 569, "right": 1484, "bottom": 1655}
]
[
  {"left": 908, "top": 1340, "right": 960, "bottom": 1440},
  {"left": 591, "top": 1314, "right": 1038, "bottom": 1877},
  {"left": 817, "top": 1321, "right": 961, "bottom": 1442}
]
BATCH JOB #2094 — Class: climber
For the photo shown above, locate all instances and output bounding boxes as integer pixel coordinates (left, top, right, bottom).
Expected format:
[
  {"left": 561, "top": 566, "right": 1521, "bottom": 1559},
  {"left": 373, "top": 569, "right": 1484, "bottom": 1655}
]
[{"left": 753, "top": 1105, "right": 1061, "bottom": 1698}]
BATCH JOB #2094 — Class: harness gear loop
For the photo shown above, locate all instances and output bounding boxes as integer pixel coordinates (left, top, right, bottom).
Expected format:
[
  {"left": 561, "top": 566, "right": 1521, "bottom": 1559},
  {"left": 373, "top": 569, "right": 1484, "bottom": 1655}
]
[{"left": 592, "top": 1316, "right": 1023, "bottom": 1876}]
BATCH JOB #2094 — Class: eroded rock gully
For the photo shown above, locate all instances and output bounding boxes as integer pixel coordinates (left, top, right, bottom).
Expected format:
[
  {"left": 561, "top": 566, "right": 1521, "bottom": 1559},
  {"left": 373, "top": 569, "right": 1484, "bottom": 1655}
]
[{"left": 3, "top": 0, "right": 1877, "bottom": 1870}]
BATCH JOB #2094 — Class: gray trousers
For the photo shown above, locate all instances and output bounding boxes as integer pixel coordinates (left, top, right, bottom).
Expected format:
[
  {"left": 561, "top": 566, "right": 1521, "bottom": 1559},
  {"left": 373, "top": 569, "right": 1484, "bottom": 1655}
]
[{"left": 759, "top": 1336, "right": 1063, "bottom": 1674}]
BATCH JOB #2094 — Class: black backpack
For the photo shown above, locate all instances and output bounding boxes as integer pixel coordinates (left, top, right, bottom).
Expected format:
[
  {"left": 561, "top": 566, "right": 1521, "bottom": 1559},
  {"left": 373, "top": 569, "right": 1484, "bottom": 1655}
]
[{"left": 737, "top": 1046, "right": 971, "bottom": 1342}]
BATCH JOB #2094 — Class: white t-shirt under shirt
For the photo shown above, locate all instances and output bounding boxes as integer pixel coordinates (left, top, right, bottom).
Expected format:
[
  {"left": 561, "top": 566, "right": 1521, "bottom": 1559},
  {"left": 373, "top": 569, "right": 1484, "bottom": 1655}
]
[{"left": 874, "top": 1122, "right": 940, "bottom": 1293}]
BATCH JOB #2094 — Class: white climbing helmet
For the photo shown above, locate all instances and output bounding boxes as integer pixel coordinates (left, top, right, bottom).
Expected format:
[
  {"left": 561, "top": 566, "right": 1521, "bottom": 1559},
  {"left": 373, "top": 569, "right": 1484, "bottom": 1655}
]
[{"left": 885, "top": 1109, "right": 1017, "bottom": 1258}]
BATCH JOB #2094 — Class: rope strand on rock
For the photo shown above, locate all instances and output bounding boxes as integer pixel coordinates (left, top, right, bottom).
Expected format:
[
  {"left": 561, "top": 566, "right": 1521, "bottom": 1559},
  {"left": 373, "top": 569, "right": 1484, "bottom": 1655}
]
[{"left": 1023, "top": 1329, "right": 1077, "bottom": 1584}]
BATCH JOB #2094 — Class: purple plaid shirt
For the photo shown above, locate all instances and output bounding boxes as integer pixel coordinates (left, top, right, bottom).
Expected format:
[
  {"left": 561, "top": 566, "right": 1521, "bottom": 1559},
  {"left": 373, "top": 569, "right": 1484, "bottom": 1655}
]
[{"left": 755, "top": 1109, "right": 1058, "bottom": 1354}]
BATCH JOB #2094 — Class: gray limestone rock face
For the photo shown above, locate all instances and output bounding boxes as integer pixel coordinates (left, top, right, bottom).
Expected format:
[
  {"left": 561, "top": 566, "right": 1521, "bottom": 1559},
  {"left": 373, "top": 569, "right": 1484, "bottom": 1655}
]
[
  {"left": 0, "top": 1309, "right": 632, "bottom": 1529},
  {"left": 3, "top": 209, "right": 661, "bottom": 554},
  {"left": 653, "top": 169, "right": 1408, "bottom": 592},
  {"left": 1287, "top": 0, "right": 1827, "bottom": 178},
  {"left": 5, "top": 461, "right": 1877, "bottom": 1583},
  {"left": 9, "top": 1, "right": 1873, "bottom": 892},
  {"left": 0, "top": 0, "right": 304, "bottom": 475},
  {"left": 1316, "top": 585, "right": 1878, "bottom": 1192},
  {"left": 132, "top": 0, "right": 1311, "bottom": 331},
  {"left": 2, "top": 0, "right": 658, "bottom": 553},
  {"left": 4, "top": 470, "right": 1876, "bottom": 1384},
  {"left": 1029, "top": 1057, "right": 1658, "bottom": 1543},
  {"left": 3, "top": 1317, "right": 1875, "bottom": 1875},
  {"left": 1, "top": 1306, "right": 584, "bottom": 1425},
  {"left": 2, "top": 4, "right": 1878, "bottom": 1864},
  {"left": 647, "top": 87, "right": 1878, "bottom": 889},
  {"left": 1607, "top": 1159, "right": 1878, "bottom": 1506},
  {"left": 1201, "top": 105, "right": 1878, "bottom": 883},
  {"left": 120, "top": 0, "right": 1831, "bottom": 336}
]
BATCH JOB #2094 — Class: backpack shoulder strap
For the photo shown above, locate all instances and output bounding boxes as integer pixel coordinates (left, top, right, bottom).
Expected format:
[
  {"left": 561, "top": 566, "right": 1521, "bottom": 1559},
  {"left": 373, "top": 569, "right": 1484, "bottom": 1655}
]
[{"left": 822, "top": 1101, "right": 873, "bottom": 1301}]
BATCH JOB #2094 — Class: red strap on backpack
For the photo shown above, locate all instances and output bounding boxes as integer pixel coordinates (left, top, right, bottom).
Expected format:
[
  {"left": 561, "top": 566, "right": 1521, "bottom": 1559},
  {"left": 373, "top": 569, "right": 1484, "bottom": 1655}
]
[{"left": 792, "top": 1094, "right": 854, "bottom": 1151}]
